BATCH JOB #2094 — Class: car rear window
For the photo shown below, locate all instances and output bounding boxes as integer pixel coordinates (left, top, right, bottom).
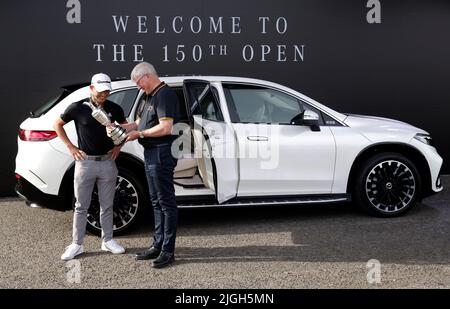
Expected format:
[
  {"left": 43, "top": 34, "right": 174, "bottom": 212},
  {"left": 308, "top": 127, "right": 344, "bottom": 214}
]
[{"left": 30, "top": 90, "right": 71, "bottom": 118}]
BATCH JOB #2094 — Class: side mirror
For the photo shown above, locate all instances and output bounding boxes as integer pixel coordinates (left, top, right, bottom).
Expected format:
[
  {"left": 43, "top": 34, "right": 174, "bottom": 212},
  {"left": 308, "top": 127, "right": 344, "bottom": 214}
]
[{"left": 290, "top": 110, "right": 321, "bottom": 131}]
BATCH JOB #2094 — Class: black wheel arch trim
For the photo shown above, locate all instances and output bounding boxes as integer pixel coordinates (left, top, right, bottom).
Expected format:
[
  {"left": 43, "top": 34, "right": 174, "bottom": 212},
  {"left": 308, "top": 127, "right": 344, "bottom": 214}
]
[
  {"left": 58, "top": 162, "right": 75, "bottom": 209},
  {"left": 346, "top": 142, "right": 432, "bottom": 199},
  {"left": 115, "top": 152, "right": 146, "bottom": 178}
]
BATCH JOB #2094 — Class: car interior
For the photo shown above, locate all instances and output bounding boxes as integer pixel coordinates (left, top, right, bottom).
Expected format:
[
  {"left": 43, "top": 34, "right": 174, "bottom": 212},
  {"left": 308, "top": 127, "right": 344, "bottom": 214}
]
[{"left": 132, "top": 87, "right": 207, "bottom": 189}]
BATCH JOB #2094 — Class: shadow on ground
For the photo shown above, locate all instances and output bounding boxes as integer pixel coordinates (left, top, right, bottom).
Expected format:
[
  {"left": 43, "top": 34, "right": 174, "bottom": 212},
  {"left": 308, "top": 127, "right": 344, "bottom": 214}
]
[{"left": 119, "top": 194, "right": 449, "bottom": 266}]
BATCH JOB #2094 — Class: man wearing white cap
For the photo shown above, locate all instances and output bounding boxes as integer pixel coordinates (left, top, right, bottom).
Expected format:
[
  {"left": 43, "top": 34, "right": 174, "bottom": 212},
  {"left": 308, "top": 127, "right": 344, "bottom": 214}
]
[{"left": 54, "top": 73, "right": 127, "bottom": 260}]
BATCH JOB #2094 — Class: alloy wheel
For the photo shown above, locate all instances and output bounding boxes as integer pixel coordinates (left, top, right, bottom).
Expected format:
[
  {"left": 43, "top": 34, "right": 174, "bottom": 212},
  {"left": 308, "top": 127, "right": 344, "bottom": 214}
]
[
  {"left": 365, "top": 160, "right": 416, "bottom": 213},
  {"left": 87, "top": 175, "right": 140, "bottom": 232}
]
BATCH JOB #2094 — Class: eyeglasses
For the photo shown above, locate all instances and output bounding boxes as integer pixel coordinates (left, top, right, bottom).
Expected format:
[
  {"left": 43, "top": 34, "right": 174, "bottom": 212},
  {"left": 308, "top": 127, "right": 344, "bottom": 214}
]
[{"left": 135, "top": 74, "right": 147, "bottom": 85}]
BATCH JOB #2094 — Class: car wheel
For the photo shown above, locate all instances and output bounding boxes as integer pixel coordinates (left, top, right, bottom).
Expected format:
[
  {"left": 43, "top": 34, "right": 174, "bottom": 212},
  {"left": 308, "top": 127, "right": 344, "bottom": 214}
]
[
  {"left": 354, "top": 152, "right": 421, "bottom": 217},
  {"left": 85, "top": 167, "right": 147, "bottom": 236}
]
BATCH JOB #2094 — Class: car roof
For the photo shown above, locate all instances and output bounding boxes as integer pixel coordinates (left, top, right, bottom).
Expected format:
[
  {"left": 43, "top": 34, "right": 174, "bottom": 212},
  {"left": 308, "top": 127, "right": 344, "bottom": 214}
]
[
  {"left": 64, "top": 76, "right": 347, "bottom": 122},
  {"left": 75, "top": 75, "right": 285, "bottom": 89},
  {"left": 64, "top": 76, "right": 305, "bottom": 90}
]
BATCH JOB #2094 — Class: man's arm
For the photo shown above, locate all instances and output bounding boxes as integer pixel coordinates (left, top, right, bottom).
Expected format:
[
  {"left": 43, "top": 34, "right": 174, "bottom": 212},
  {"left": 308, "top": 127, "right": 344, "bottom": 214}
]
[
  {"left": 127, "top": 90, "right": 177, "bottom": 141},
  {"left": 126, "top": 118, "right": 173, "bottom": 141},
  {"left": 53, "top": 117, "right": 85, "bottom": 161},
  {"left": 120, "top": 120, "right": 138, "bottom": 132}
]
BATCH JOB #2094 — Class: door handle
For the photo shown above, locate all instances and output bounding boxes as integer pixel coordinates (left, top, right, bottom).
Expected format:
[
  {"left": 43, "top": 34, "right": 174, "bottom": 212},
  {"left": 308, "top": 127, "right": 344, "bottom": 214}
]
[{"left": 247, "top": 136, "right": 269, "bottom": 141}]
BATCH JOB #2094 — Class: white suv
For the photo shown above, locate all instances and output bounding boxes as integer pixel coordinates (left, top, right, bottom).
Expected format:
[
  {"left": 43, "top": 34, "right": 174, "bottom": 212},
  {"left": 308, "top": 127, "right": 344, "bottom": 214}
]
[{"left": 15, "top": 76, "right": 444, "bottom": 235}]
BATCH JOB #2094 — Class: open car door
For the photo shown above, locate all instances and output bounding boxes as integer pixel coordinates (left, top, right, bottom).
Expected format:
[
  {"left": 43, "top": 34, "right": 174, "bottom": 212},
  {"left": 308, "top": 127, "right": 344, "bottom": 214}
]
[{"left": 182, "top": 80, "right": 238, "bottom": 203}]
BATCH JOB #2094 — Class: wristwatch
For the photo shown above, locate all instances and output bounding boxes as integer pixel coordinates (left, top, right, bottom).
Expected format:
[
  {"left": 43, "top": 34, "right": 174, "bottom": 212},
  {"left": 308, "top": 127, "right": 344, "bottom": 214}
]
[{"left": 139, "top": 131, "right": 145, "bottom": 139}]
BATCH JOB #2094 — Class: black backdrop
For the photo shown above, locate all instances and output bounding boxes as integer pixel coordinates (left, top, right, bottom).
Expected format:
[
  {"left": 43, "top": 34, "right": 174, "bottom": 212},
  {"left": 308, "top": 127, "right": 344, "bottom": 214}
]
[{"left": 1, "top": 0, "right": 449, "bottom": 196}]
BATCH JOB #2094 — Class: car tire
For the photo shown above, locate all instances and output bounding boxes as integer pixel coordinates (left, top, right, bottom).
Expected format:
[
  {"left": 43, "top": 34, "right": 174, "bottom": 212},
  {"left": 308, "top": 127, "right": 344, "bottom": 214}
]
[
  {"left": 353, "top": 152, "right": 421, "bottom": 217},
  {"left": 83, "top": 167, "right": 147, "bottom": 236}
]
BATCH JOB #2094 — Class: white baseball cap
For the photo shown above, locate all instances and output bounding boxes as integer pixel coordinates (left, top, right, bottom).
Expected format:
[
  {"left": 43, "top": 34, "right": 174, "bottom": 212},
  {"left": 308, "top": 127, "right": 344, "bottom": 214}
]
[{"left": 91, "top": 73, "right": 112, "bottom": 92}]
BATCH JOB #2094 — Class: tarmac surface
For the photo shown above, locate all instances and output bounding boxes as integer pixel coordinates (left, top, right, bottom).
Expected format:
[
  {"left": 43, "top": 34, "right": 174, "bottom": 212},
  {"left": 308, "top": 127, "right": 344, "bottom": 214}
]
[{"left": 0, "top": 178, "right": 449, "bottom": 289}]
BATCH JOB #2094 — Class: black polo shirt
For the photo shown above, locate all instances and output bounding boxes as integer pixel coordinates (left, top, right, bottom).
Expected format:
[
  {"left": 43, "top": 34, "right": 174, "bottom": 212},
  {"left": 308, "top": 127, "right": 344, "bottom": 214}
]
[
  {"left": 61, "top": 99, "right": 126, "bottom": 155},
  {"left": 137, "top": 83, "right": 180, "bottom": 148}
]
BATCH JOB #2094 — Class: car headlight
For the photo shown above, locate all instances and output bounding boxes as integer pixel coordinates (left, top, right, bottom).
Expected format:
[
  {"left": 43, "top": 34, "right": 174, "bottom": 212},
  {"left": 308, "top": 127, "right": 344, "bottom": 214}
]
[{"left": 414, "top": 133, "right": 434, "bottom": 147}]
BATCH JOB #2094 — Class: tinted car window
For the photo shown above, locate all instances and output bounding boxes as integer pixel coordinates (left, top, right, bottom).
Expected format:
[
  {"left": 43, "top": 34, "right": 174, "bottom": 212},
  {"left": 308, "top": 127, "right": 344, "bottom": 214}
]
[
  {"left": 108, "top": 88, "right": 138, "bottom": 116},
  {"left": 223, "top": 84, "right": 323, "bottom": 125},
  {"left": 31, "top": 90, "right": 71, "bottom": 118},
  {"left": 194, "top": 88, "right": 223, "bottom": 121},
  {"left": 184, "top": 83, "right": 223, "bottom": 122},
  {"left": 173, "top": 88, "right": 189, "bottom": 123}
]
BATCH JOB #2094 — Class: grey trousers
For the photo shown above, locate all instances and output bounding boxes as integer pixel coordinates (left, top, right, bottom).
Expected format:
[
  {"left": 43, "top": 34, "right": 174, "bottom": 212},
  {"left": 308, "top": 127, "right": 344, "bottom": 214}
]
[{"left": 72, "top": 159, "right": 118, "bottom": 245}]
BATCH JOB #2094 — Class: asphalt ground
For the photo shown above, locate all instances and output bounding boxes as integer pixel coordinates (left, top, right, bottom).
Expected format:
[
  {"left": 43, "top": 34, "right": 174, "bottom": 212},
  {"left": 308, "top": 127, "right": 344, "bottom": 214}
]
[{"left": 0, "top": 178, "right": 449, "bottom": 289}]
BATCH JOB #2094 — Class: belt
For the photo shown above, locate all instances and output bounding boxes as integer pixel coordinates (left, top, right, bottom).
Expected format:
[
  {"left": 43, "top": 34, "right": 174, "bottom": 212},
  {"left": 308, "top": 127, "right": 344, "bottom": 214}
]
[{"left": 83, "top": 154, "right": 111, "bottom": 161}]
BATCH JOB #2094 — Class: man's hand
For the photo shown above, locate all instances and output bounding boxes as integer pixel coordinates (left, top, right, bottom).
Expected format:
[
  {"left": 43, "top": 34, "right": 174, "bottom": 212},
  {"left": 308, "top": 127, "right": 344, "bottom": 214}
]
[
  {"left": 68, "top": 144, "right": 85, "bottom": 161},
  {"left": 109, "top": 145, "right": 122, "bottom": 160},
  {"left": 106, "top": 124, "right": 116, "bottom": 137},
  {"left": 126, "top": 130, "right": 141, "bottom": 142}
]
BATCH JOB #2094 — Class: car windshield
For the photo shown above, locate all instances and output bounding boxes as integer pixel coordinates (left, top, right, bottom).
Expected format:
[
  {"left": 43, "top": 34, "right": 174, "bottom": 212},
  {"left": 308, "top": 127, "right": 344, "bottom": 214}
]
[{"left": 30, "top": 90, "right": 71, "bottom": 118}]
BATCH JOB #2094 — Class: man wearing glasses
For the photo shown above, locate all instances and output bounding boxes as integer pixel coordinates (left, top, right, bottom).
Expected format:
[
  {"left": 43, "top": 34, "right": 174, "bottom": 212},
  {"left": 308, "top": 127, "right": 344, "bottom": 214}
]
[{"left": 123, "top": 62, "right": 180, "bottom": 268}]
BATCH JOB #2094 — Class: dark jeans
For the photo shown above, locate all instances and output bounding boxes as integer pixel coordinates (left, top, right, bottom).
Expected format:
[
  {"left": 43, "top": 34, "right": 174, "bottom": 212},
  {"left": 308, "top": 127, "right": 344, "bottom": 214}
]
[{"left": 144, "top": 145, "right": 178, "bottom": 254}]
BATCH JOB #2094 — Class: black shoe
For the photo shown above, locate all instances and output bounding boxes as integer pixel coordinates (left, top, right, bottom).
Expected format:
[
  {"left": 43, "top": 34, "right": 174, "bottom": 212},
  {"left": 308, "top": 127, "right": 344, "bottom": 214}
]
[
  {"left": 135, "top": 246, "right": 161, "bottom": 261},
  {"left": 152, "top": 251, "right": 175, "bottom": 268}
]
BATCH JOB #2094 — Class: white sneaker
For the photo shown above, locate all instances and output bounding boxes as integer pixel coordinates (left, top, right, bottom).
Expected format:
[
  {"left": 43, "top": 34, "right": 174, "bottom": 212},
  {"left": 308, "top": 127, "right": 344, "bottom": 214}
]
[
  {"left": 61, "top": 243, "right": 84, "bottom": 260},
  {"left": 101, "top": 239, "right": 125, "bottom": 254}
]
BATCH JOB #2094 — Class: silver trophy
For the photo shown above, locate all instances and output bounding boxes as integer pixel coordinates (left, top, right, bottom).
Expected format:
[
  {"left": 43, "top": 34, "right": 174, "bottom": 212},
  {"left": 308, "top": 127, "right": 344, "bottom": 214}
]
[{"left": 84, "top": 101, "right": 127, "bottom": 146}]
